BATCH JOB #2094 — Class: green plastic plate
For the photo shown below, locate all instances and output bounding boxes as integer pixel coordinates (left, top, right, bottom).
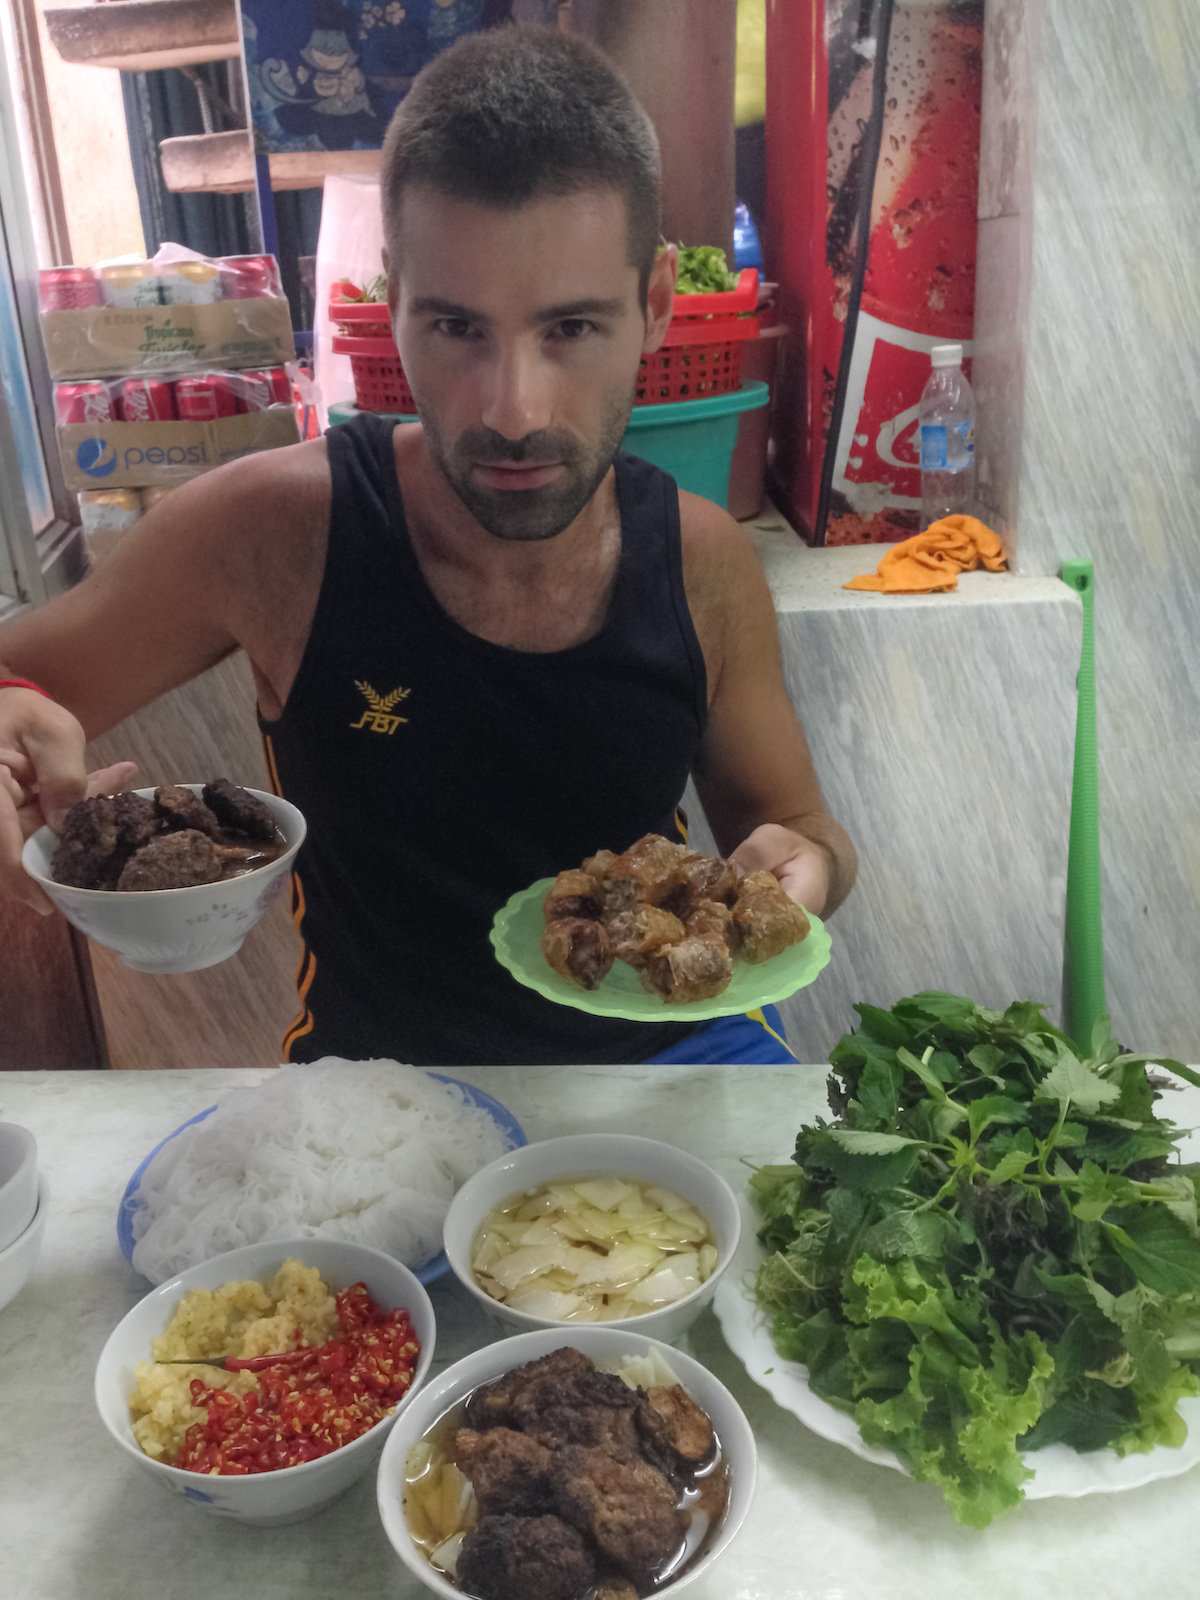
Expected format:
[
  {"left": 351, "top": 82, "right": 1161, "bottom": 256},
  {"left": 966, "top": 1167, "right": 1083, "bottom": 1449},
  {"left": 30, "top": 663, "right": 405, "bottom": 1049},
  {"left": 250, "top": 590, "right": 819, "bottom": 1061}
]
[{"left": 490, "top": 876, "right": 832, "bottom": 1023}]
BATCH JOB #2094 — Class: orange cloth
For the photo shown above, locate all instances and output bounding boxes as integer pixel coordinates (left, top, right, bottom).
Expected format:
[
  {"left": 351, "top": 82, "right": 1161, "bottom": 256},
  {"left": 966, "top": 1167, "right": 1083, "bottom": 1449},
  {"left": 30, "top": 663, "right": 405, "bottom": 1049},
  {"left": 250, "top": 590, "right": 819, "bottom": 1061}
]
[{"left": 844, "top": 515, "right": 1007, "bottom": 594}]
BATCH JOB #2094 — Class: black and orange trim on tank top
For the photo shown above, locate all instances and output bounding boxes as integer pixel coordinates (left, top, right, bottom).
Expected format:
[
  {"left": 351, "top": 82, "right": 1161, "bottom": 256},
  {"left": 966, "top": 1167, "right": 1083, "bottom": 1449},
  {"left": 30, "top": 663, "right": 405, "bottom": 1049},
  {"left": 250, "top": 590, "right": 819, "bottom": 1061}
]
[{"left": 262, "top": 733, "right": 317, "bottom": 1060}]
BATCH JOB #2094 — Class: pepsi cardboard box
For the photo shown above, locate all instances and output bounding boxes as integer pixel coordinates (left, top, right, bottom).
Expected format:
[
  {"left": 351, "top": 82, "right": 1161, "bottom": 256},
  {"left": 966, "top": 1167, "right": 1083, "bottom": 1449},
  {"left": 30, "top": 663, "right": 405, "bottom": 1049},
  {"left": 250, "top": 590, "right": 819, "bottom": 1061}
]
[
  {"left": 57, "top": 409, "right": 300, "bottom": 491},
  {"left": 41, "top": 299, "right": 295, "bottom": 382}
]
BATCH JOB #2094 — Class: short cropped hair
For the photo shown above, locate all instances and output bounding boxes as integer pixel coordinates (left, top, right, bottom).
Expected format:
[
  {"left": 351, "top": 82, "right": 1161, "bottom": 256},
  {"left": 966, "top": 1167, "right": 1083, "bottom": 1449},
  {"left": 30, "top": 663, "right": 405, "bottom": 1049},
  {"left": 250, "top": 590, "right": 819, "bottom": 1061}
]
[{"left": 381, "top": 24, "right": 662, "bottom": 297}]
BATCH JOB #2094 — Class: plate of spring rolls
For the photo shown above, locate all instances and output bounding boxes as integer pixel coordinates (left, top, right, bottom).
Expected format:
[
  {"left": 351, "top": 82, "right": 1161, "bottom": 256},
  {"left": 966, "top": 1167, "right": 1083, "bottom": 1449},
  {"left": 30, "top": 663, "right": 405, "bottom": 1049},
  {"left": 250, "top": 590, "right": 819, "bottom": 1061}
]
[{"left": 489, "top": 833, "right": 832, "bottom": 1021}]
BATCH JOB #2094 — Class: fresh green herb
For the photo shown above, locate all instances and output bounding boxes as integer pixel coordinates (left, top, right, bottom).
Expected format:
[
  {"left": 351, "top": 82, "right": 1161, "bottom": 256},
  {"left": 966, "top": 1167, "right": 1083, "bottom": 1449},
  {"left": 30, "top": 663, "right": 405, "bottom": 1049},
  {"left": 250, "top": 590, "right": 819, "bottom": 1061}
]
[
  {"left": 673, "top": 244, "right": 739, "bottom": 294},
  {"left": 751, "top": 993, "right": 1200, "bottom": 1527}
]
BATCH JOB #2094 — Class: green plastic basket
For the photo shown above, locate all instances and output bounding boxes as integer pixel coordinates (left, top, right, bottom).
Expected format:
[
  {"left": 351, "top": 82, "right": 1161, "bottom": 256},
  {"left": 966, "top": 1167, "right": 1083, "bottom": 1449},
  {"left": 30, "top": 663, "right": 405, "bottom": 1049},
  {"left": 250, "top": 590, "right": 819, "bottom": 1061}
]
[{"left": 327, "top": 381, "right": 769, "bottom": 510}]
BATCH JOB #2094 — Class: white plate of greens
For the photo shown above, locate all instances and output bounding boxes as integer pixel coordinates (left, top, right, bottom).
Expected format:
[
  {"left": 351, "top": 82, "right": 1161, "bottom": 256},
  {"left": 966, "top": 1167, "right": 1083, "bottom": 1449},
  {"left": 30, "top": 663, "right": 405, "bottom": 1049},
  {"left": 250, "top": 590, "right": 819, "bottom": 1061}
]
[{"left": 713, "top": 993, "right": 1200, "bottom": 1525}]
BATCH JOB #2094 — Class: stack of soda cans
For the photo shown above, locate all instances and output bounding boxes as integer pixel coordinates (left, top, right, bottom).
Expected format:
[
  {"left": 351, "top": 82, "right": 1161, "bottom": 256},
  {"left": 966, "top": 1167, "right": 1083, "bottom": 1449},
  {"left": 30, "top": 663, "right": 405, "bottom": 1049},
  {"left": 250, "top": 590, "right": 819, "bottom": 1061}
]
[{"left": 38, "top": 253, "right": 297, "bottom": 556}]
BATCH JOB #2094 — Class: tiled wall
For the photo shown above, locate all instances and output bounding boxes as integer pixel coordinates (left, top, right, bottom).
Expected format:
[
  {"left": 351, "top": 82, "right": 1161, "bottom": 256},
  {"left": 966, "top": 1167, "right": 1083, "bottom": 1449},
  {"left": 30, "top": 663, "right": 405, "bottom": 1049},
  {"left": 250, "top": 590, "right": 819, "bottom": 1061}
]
[{"left": 974, "top": 0, "right": 1200, "bottom": 1055}]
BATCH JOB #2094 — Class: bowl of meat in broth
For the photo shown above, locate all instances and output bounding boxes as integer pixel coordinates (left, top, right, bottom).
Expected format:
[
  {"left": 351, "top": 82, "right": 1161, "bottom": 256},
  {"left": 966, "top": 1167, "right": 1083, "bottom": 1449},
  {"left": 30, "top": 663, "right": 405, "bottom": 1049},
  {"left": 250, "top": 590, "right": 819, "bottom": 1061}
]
[
  {"left": 376, "top": 1326, "right": 756, "bottom": 1600},
  {"left": 22, "top": 782, "right": 305, "bottom": 973}
]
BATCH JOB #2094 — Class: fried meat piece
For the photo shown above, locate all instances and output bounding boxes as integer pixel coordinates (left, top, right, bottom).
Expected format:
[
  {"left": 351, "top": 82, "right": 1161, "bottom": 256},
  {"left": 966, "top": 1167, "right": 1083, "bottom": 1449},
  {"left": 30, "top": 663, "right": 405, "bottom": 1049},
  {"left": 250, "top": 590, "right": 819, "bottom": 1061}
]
[
  {"left": 580, "top": 848, "right": 617, "bottom": 882},
  {"left": 541, "top": 918, "right": 614, "bottom": 991},
  {"left": 732, "top": 870, "right": 811, "bottom": 963},
  {"left": 683, "top": 898, "right": 735, "bottom": 953},
  {"left": 594, "top": 1584, "right": 639, "bottom": 1600},
  {"left": 642, "top": 936, "right": 733, "bottom": 1003},
  {"left": 605, "top": 904, "right": 686, "bottom": 969},
  {"left": 641, "top": 1385, "right": 716, "bottom": 1465},
  {"left": 510, "top": 1364, "right": 645, "bottom": 1464},
  {"left": 464, "top": 1348, "right": 594, "bottom": 1431},
  {"left": 116, "top": 829, "right": 223, "bottom": 892},
  {"left": 601, "top": 833, "right": 688, "bottom": 914},
  {"left": 201, "top": 779, "right": 275, "bottom": 840},
  {"left": 155, "top": 784, "right": 220, "bottom": 838},
  {"left": 670, "top": 851, "right": 740, "bottom": 914},
  {"left": 456, "top": 1513, "right": 595, "bottom": 1600},
  {"left": 50, "top": 792, "right": 159, "bottom": 889},
  {"left": 553, "top": 1444, "right": 685, "bottom": 1588},
  {"left": 543, "top": 868, "right": 602, "bottom": 923},
  {"left": 454, "top": 1427, "right": 555, "bottom": 1516}
]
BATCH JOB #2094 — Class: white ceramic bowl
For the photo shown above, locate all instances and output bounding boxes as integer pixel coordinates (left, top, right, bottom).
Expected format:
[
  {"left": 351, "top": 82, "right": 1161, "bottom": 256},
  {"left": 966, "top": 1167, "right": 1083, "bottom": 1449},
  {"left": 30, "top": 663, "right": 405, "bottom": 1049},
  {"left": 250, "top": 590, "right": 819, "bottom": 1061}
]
[
  {"left": 22, "top": 783, "right": 305, "bottom": 973},
  {"left": 0, "top": 1122, "right": 38, "bottom": 1251},
  {"left": 376, "top": 1325, "right": 757, "bottom": 1600},
  {"left": 94, "top": 1238, "right": 436, "bottom": 1526},
  {"left": 0, "top": 1174, "right": 48, "bottom": 1314},
  {"left": 442, "top": 1134, "right": 741, "bottom": 1345}
]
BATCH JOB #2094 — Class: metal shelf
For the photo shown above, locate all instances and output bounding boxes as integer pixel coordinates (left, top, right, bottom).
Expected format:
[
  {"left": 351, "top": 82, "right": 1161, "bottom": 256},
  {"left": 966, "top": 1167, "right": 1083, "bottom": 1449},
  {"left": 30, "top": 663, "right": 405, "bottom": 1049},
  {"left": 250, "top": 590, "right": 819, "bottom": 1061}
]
[{"left": 44, "top": 0, "right": 238, "bottom": 74}]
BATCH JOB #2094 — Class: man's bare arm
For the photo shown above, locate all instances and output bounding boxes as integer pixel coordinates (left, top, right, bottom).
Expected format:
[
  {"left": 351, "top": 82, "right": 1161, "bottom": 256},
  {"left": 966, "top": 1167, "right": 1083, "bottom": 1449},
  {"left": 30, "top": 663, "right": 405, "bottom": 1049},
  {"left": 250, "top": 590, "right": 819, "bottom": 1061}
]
[
  {"left": 0, "top": 440, "right": 326, "bottom": 739},
  {"left": 0, "top": 441, "right": 328, "bottom": 910},
  {"left": 685, "top": 502, "right": 857, "bottom": 916}
]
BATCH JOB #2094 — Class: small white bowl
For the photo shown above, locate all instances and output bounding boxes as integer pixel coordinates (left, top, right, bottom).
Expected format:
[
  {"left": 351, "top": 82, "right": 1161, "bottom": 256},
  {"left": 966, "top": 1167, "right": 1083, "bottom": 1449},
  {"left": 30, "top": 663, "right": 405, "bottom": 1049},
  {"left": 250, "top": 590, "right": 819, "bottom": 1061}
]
[
  {"left": 95, "top": 1238, "right": 436, "bottom": 1526},
  {"left": 0, "top": 1174, "right": 48, "bottom": 1314},
  {"left": 376, "top": 1325, "right": 757, "bottom": 1600},
  {"left": 0, "top": 1122, "right": 38, "bottom": 1252},
  {"left": 442, "top": 1134, "right": 741, "bottom": 1345},
  {"left": 22, "top": 783, "right": 305, "bottom": 973}
]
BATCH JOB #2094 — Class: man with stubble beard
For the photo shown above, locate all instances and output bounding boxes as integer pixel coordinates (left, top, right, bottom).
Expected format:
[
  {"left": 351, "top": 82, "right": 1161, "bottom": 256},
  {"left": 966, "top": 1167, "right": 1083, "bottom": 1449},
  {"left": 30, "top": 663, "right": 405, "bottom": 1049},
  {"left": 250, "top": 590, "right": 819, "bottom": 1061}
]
[{"left": 0, "top": 25, "right": 855, "bottom": 1067}]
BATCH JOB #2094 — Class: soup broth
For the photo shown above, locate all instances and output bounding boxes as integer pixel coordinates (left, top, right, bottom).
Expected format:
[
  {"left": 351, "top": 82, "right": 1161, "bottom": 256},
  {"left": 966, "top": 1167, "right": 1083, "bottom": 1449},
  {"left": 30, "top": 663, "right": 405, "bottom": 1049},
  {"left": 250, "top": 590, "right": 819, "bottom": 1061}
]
[
  {"left": 471, "top": 1177, "right": 718, "bottom": 1323},
  {"left": 402, "top": 1354, "right": 729, "bottom": 1599}
]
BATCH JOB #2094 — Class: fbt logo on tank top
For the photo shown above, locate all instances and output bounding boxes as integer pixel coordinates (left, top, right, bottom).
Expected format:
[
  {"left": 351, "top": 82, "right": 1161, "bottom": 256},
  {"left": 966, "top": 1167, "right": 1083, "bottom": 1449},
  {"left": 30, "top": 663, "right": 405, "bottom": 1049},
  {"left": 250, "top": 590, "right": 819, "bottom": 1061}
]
[{"left": 349, "top": 679, "right": 411, "bottom": 736}]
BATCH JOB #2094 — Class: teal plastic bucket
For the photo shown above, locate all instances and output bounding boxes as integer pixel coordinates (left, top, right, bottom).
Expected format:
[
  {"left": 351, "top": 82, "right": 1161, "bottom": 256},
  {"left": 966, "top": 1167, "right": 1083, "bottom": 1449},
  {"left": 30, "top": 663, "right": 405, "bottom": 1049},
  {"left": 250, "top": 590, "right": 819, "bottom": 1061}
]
[
  {"left": 327, "top": 381, "right": 770, "bottom": 510},
  {"left": 620, "top": 382, "right": 769, "bottom": 507}
]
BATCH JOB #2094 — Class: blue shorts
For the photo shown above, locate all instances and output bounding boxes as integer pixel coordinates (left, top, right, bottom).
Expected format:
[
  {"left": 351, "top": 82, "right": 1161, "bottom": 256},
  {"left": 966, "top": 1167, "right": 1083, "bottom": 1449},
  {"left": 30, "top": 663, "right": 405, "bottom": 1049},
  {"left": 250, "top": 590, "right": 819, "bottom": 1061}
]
[{"left": 645, "top": 1003, "right": 797, "bottom": 1065}]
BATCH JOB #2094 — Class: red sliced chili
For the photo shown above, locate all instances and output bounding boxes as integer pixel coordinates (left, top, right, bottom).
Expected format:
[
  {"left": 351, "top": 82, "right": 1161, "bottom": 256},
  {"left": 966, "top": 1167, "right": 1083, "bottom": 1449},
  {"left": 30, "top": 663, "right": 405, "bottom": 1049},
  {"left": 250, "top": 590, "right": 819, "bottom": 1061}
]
[{"left": 175, "top": 1283, "right": 418, "bottom": 1476}]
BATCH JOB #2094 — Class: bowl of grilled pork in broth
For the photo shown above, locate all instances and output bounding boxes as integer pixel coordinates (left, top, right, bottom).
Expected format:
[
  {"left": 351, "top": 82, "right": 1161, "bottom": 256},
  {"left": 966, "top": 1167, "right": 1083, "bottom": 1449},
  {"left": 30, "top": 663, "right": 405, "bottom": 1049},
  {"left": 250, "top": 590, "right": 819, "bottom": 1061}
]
[
  {"left": 22, "top": 781, "right": 305, "bottom": 973},
  {"left": 442, "top": 1135, "right": 741, "bottom": 1345},
  {"left": 376, "top": 1326, "right": 756, "bottom": 1600}
]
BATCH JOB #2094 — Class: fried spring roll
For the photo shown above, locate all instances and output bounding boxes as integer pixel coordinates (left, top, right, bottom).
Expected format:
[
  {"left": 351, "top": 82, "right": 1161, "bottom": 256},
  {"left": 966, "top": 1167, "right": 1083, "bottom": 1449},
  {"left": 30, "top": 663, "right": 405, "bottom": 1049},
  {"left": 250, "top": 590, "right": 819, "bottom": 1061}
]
[
  {"left": 541, "top": 917, "right": 614, "bottom": 990},
  {"left": 543, "top": 868, "right": 602, "bottom": 922},
  {"left": 732, "top": 872, "right": 811, "bottom": 963}
]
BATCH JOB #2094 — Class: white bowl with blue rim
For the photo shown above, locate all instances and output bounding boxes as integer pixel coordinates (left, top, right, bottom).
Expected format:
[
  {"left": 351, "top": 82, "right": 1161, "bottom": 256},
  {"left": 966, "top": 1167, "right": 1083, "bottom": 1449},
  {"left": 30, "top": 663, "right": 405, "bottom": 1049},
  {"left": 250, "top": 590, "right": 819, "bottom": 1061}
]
[
  {"left": 95, "top": 1237, "right": 436, "bottom": 1526},
  {"left": 116, "top": 1074, "right": 526, "bottom": 1285},
  {"left": 22, "top": 784, "right": 305, "bottom": 974},
  {"left": 376, "top": 1325, "right": 758, "bottom": 1598}
]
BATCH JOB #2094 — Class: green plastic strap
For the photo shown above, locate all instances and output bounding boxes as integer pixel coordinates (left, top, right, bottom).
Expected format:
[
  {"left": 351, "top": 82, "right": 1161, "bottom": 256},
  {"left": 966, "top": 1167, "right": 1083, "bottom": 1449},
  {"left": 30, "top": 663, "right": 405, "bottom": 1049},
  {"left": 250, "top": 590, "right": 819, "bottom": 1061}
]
[{"left": 1060, "top": 560, "right": 1106, "bottom": 1051}]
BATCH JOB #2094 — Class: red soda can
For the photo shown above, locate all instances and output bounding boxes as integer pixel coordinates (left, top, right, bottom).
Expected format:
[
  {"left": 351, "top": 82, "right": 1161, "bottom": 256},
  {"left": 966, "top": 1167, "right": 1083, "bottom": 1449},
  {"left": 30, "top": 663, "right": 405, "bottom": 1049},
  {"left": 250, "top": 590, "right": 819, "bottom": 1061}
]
[
  {"left": 218, "top": 254, "right": 281, "bottom": 300},
  {"left": 39, "top": 266, "right": 101, "bottom": 313},
  {"left": 118, "top": 377, "right": 178, "bottom": 422},
  {"left": 54, "top": 381, "right": 114, "bottom": 425},
  {"left": 235, "top": 367, "right": 291, "bottom": 410},
  {"left": 175, "top": 373, "right": 238, "bottom": 422},
  {"left": 262, "top": 365, "right": 291, "bottom": 405},
  {"left": 231, "top": 370, "right": 273, "bottom": 412}
]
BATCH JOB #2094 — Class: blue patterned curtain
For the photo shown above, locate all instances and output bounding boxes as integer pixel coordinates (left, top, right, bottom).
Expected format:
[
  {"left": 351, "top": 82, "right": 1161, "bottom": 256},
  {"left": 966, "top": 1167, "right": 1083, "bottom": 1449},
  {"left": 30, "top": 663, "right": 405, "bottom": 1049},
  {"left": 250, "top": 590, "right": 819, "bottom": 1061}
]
[{"left": 240, "top": 0, "right": 511, "bottom": 153}]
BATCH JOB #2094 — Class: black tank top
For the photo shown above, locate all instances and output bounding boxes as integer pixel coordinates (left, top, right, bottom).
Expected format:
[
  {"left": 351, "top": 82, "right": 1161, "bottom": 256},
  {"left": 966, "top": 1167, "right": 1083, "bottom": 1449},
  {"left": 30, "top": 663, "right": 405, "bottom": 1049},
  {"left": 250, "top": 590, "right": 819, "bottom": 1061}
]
[{"left": 260, "top": 411, "right": 708, "bottom": 1066}]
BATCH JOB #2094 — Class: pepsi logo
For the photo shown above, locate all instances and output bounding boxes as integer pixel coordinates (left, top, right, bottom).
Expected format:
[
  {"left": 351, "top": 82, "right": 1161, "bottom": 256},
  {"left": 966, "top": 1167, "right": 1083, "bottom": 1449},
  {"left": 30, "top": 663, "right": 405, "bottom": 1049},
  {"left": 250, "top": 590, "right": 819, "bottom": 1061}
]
[{"left": 75, "top": 436, "right": 118, "bottom": 478}]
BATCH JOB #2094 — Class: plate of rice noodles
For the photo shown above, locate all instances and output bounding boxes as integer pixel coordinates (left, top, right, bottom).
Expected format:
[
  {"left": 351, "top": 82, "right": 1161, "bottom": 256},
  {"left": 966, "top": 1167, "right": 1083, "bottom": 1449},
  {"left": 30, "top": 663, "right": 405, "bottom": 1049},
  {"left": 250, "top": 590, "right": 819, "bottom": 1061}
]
[{"left": 117, "top": 1061, "right": 525, "bottom": 1286}]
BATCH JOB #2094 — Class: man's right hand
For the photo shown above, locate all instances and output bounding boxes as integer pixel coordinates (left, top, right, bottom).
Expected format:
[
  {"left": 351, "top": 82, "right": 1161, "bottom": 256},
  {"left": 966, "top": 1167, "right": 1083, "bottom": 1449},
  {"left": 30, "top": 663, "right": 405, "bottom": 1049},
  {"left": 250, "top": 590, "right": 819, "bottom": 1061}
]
[{"left": 0, "top": 687, "right": 136, "bottom": 914}]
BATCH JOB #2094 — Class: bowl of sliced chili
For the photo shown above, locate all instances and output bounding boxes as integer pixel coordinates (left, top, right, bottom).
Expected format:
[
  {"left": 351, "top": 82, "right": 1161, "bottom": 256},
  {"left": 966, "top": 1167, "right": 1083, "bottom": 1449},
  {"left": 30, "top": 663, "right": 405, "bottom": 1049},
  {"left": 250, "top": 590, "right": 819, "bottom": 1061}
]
[{"left": 95, "top": 1238, "right": 436, "bottom": 1526}]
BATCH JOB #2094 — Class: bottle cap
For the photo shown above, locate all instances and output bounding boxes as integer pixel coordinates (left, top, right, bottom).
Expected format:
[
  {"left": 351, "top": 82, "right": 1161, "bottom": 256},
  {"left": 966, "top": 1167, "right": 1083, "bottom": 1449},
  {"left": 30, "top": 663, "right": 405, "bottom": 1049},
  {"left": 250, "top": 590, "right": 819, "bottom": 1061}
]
[{"left": 931, "top": 343, "right": 963, "bottom": 368}]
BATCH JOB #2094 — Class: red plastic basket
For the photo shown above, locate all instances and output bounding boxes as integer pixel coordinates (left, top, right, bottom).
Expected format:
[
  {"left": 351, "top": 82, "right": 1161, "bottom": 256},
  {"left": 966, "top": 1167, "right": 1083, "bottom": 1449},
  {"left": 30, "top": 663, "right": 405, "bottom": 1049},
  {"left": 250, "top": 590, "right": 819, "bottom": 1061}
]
[
  {"left": 331, "top": 269, "right": 761, "bottom": 411},
  {"left": 329, "top": 300, "right": 416, "bottom": 413},
  {"left": 636, "top": 268, "right": 760, "bottom": 404}
]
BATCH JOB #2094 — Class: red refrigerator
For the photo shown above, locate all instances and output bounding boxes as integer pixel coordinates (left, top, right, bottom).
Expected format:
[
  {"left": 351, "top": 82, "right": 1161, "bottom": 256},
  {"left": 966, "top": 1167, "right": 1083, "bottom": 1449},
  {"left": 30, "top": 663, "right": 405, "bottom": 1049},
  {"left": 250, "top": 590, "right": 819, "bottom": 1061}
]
[{"left": 765, "top": 0, "right": 983, "bottom": 544}]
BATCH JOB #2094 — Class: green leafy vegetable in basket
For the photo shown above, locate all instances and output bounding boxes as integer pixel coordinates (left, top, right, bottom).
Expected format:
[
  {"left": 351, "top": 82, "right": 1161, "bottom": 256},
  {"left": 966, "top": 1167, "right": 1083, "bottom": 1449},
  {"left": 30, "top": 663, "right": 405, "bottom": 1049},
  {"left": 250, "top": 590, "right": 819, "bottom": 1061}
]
[
  {"left": 674, "top": 244, "right": 739, "bottom": 295},
  {"left": 751, "top": 992, "right": 1200, "bottom": 1528}
]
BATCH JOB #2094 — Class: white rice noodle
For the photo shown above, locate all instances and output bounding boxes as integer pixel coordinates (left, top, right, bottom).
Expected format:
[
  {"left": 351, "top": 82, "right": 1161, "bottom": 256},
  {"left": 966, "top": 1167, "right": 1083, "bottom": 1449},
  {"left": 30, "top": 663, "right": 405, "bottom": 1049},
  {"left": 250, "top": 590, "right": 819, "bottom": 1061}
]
[{"left": 130, "top": 1059, "right": 515, "bottom": 1283}]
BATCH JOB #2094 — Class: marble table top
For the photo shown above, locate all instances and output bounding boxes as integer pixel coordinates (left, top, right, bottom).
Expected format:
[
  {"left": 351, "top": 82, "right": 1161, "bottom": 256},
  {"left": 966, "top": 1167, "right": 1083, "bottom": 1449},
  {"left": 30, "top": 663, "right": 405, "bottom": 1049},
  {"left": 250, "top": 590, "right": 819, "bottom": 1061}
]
[{"left": 1, "top": 1064, "right": 1195, "bottom": 1599}]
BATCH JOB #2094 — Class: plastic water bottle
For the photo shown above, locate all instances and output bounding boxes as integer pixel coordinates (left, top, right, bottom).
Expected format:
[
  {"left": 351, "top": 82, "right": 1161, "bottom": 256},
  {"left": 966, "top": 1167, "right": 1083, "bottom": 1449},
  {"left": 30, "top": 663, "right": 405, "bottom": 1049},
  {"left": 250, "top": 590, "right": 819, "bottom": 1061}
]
[{"left": 919, "top": 343, "right": 976, "bottom": 527}]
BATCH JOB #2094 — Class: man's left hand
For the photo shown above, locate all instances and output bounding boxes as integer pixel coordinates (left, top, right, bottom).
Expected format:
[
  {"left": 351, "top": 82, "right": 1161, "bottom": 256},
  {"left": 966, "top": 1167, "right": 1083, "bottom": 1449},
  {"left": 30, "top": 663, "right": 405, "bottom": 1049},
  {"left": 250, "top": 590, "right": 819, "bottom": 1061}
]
[{"left": 730, "top": 823, "right": 833, "bottom": 915}]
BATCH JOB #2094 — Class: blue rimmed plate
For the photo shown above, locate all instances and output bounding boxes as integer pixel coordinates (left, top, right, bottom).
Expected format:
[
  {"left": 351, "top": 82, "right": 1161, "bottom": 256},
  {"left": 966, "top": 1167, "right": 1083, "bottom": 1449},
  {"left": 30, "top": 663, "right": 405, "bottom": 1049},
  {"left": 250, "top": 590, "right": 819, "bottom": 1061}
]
[{"left": 116, "top": 1072, "right": 526, "bottom": 1285}]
